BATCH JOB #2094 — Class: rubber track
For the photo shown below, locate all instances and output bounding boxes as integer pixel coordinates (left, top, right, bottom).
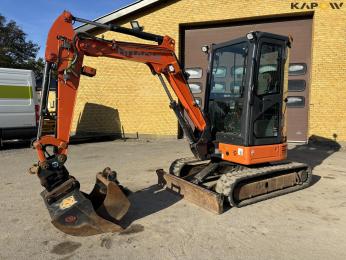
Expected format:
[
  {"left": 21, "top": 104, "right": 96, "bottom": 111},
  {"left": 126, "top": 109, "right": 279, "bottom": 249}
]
[
  {"left": 169, "top": 157, "right": 202, "bottom": 176},
  {"left": 215, "top": 162, "right": 312, "bottom": 207}
]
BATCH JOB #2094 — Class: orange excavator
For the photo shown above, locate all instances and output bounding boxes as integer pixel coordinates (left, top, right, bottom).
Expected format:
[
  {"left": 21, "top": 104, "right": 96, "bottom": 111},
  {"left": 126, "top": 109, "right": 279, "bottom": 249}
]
[{"left": 30, "top": 11, "right": 312, "bottom": 236}]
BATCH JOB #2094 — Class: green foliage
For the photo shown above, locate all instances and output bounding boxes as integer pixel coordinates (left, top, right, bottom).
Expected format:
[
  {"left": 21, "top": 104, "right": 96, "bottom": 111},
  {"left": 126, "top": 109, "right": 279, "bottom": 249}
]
[{"left": 0, "top": 13, "right": 44, "bottom": 79}]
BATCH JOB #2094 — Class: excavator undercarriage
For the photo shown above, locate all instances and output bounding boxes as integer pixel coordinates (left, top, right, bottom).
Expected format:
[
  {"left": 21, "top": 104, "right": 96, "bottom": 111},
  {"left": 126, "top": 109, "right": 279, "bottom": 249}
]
[{"left": 158, "top": 158, "right": 311, "bottom": 214}]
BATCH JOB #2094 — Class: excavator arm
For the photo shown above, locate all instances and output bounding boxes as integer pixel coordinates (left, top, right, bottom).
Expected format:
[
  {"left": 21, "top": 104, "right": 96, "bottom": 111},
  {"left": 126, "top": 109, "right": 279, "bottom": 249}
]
[{"left": 31, "top": 11, "right": 209, "bottom": 236}]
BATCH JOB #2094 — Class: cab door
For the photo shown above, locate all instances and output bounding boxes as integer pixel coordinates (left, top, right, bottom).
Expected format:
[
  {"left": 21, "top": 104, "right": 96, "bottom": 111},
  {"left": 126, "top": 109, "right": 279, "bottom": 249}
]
[{"left": 249, "top": 38, "right": 287, "bottom": 146}]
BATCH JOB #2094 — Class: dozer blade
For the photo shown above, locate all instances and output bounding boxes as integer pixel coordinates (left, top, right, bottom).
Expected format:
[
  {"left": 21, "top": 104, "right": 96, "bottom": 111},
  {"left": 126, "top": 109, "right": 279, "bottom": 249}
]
[
  {"left": 156, "top": 169, "right": 224, "bottom": 214},
  {"left": 41, "top": 168, "right": 130, "bottom": 236}
]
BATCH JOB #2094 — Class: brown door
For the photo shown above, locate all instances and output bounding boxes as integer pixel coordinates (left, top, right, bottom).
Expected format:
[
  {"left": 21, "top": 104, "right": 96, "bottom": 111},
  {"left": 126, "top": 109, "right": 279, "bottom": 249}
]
[{"left": 183, "top": 17, "right": 312, "bottom": 142}]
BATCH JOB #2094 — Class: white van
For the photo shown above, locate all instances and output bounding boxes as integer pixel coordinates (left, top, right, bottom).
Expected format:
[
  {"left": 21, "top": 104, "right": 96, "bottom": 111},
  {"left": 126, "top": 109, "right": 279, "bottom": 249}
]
[{"left": 0, "top": 68, "right": 39, "bottom": 144}]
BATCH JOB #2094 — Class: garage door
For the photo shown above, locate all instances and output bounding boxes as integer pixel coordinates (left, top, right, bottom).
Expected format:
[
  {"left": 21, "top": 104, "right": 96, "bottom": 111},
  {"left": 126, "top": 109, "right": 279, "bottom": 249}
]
[{"left": 183, "top": 17, "right": 312, "bottom": 142}]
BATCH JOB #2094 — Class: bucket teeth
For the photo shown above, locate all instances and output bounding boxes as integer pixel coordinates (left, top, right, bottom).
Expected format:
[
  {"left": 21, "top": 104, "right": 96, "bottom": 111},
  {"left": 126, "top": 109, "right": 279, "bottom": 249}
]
[{"left": 42, "top": 168, "right": 131, "bottom": 236}]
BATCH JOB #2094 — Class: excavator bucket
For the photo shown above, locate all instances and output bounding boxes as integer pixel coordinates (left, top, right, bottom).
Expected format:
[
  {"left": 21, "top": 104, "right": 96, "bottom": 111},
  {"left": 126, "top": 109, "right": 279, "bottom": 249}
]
[{"left": 41, "top": 168, "right": 130, "bottom": 236}]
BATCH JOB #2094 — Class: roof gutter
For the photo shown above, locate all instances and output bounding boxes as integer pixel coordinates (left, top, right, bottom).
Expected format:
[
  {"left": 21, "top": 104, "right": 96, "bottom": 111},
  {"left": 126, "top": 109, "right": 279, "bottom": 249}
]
[{"left": 75, "top": 0, "right": 163, "bottom": 33}]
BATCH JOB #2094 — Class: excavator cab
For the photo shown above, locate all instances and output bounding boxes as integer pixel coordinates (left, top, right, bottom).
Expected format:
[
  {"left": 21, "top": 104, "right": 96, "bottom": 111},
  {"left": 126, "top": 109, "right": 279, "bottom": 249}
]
[{"left": 207, "top": 32, "right": 289, "bottom": 151}]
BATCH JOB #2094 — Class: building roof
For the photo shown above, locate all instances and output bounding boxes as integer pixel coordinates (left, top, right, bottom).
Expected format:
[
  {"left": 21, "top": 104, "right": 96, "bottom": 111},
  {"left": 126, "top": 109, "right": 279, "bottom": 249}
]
[{"left": 75, "top": 0, "right": 164, "bottom": 32}]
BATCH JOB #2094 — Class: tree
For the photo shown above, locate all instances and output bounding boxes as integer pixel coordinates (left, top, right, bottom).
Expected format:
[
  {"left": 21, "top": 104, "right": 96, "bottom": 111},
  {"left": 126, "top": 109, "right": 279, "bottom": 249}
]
[{"left": 0, "top": 13, "right": 44, "bottom": 79}]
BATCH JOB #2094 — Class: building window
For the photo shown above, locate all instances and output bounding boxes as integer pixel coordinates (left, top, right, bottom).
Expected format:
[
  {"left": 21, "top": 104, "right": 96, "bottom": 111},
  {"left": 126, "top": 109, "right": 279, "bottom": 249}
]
[
  {"left": 230, "top": 82, "right": 241, "bottom": 95},
  {"left": 231, "top": 66, "right": 246, "bottom": 80},
  {"left": 288, "top": 80, "right": 306, "bottom": 92},
  {"left": 289, "top": 63, "right": 307, "bottom": 76},
  {"left": 188, "top": 83, "right": 202, "bottom": 94},
  {"left": 194, "top": 98, "right": 202, "bottom": 107},
  {"left": 211, "top": 82, "right": 225, "bottom": 93},
  {"left": 286, "top": 96, "right": 305, "bottom": 107},
  {"left": 185, "top": 68, "right": 202, "bottom": 79},
  {"left": 212, "top": 67, "right": 227, "bottom": 78}
]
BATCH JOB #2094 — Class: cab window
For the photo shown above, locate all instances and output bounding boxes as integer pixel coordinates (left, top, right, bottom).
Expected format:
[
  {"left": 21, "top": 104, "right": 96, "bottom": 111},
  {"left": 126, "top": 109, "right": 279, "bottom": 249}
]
[{"left": 257, "top": 43, "right": 282, "bottom": 96}]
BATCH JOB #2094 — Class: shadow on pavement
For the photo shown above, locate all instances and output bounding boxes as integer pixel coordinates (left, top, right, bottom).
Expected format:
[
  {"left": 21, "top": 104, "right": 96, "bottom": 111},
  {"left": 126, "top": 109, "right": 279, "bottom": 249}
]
[
  {"left": 0, "top": 136, "right": 121, "bottom": 150},
  {"left": 0, "top": 139, "right": 32, "bottom": 150},
  {"left": 288, "top": 135, "right": 341, "bottom": 185},
  {"left": 119, "top": 185, "right": 181, "bottom": 228},
  {"left": 288, "top": 135, "right": 341, "bottom": 169}
]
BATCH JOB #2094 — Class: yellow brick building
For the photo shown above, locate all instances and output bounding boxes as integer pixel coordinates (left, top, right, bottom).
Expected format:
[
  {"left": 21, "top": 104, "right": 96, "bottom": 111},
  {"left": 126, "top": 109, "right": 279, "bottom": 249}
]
[{"left": 73, "top": 0, "right": 346, "bottom": 142}]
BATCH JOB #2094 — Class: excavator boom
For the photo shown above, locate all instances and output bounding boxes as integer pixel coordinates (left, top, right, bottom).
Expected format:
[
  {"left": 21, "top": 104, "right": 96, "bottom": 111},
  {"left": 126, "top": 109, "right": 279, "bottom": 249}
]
[{"left": 38, "top": 11, "right": 207, "bottom": 157}]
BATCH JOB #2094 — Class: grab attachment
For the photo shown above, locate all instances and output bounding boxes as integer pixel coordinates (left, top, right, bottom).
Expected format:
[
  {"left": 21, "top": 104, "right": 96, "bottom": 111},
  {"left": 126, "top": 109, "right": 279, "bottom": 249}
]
[{"left": 41, "top": 168, "right": 130, "bottom": 236}]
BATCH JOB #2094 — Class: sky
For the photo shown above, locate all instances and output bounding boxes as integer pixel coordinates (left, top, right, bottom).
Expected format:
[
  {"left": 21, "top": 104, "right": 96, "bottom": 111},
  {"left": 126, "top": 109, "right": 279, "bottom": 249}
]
[{"left": 1, "top": 0, "right": 136, "bottom": 58}]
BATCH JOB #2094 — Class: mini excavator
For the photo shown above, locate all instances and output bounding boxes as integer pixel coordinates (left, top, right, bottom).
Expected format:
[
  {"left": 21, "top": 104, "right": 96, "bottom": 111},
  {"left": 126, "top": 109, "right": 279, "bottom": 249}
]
[{"left": 30, "top": 11, "right": 312, "bottom": 236}]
